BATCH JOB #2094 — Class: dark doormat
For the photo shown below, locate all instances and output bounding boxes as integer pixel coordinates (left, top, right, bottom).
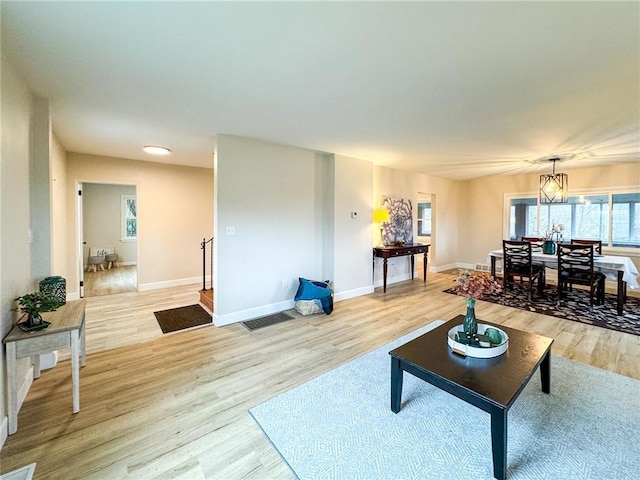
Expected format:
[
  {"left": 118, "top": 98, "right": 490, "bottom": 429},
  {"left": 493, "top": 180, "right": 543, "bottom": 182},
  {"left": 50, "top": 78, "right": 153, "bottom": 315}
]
[
  {"left": 154, "top": 304, "right": 212, "bottom": 334},
  {"left": 242, "top": 311, "right": 295, "bottom": 331}
]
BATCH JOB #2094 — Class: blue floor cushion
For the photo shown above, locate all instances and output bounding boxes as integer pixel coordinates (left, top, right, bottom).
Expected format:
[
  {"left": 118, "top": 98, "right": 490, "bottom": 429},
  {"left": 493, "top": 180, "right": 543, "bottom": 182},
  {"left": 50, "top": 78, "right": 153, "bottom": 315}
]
[{"left": 294, "top": 278, "right": 333, "bottom": 314}]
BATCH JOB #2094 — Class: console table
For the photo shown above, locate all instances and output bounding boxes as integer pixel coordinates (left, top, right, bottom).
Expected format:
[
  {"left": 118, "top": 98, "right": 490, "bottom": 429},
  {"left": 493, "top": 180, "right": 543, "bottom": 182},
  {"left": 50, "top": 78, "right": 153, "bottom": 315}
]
[
  {"left": 373, "top": 243, "right": 430, "bottom": 292},
  {"left": 3, "top": 299, "right": 86, "bottom": 435}
]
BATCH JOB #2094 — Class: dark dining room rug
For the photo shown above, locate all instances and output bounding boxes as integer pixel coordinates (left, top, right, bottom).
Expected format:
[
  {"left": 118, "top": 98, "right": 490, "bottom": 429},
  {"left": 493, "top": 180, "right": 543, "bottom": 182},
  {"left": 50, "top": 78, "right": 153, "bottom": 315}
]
[
  {"left": 443, "top": 285, "right": 640, "bottom": 336},
  {"left": 154, "top": 304, "right": 212, "bottom": 334}
]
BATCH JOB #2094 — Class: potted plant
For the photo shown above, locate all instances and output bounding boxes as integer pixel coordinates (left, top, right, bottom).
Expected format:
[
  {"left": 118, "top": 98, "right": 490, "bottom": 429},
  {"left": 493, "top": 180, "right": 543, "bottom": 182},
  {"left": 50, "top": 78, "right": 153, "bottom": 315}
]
[
  {"left": 15, "top": 292, "right": 62, "bottom": 329},
  {"left": 451, "top": 269, "right": 502, "bottom": 335}
]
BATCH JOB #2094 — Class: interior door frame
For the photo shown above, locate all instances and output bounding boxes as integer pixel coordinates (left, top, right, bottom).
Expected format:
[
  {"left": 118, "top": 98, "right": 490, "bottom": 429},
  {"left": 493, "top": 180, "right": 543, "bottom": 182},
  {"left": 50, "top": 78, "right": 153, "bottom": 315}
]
[
  {"left": 75, "top": 181, "right": 140, "bottom": 298},
  {"left": 76, "top": 181, "right": 85, "bottom": 297},
  {"left": 416, "top": 192, "right": 434, "bottom": 272}
]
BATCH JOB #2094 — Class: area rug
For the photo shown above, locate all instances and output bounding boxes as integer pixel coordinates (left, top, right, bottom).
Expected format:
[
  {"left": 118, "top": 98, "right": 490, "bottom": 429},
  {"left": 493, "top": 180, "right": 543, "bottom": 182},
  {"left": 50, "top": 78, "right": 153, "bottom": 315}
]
[
  {"left": 443, "top": 285, "right": 640, "bottom": 336},
  {"left": 0, "top": 463, "right": 36, "bottom": 480},
  {"left": 250, "top": 321, "right": 640, "bottom": 480},
  {"left": 153, "top": 304, "right": 212, "bottom": 334},
  {"left": 242, "top": 311, "right": 295, "bottom": 331}
]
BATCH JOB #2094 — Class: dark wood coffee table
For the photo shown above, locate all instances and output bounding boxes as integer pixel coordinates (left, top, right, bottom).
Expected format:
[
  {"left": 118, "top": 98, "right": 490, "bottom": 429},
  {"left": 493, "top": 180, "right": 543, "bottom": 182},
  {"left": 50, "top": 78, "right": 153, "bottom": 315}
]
[{"left": 389, "top": 315, "right": 553, "bottom": 480}]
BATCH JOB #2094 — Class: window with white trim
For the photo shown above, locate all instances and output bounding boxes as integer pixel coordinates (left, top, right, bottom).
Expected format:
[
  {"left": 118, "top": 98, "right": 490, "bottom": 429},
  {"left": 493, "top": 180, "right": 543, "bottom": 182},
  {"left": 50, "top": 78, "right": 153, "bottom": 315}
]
[
  {"left": 417, "top": 202, "right": 431, "bottom": 236},
  {"left": 507, "top": 191, "right": 639, "bottom": 248},
  {"left": 121, "top": 195, "right": 137, "bottom": 241},
  {"left": 612, "top": 193, "right": 640, "bottom": 247}
]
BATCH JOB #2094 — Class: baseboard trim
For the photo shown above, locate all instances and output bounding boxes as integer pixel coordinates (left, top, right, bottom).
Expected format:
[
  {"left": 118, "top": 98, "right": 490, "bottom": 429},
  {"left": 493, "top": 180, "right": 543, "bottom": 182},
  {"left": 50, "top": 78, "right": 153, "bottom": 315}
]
[
  {"left": 334, "top": 285, "right": 374, "bottom": 302},
  {"left": 431, "top": 262, "right": 465, "bottom": 273},
  {"left": 0, "top": 415, "right": 7, "bottom": 450},
  {"left": 2, "top": 364, "right": 36, "bottom": 446},
  {"left": 373, "top": 272, "right": 411, "bottom": 288},
  {"left": 138, "top": 277, "right": 201, "bottom": 292},
  {"left": 66, "top": 274, "right": 204, "bottom": 299},
  {"left": 214, "top": 299, "right": 295, "bottom": 326},
  {"left": 214, "top": 285, "right": 373, "bottom": 326}
]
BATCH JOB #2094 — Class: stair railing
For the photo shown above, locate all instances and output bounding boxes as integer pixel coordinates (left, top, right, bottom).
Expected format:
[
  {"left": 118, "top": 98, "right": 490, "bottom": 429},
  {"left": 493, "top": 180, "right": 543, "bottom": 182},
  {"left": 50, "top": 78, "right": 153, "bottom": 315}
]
[{"left": 201, "top": 237, "right": 214, "bottom": 291}]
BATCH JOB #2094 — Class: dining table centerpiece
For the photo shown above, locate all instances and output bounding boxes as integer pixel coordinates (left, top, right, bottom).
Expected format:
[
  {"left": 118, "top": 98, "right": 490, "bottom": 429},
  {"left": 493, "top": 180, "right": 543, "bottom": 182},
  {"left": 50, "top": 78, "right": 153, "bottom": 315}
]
[
  {"left": 452, "top": 269, "right": 502, "bottom": 335},
  {"left": 543, "top": 223, "right": 564, "bottom": 254}
]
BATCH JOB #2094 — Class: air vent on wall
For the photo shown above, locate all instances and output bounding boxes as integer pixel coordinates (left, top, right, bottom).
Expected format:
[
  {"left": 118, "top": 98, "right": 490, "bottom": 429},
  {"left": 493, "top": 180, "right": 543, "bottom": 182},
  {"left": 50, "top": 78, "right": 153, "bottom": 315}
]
[{"left": 475, "top": 263, "right": 502, "bottom": 274}]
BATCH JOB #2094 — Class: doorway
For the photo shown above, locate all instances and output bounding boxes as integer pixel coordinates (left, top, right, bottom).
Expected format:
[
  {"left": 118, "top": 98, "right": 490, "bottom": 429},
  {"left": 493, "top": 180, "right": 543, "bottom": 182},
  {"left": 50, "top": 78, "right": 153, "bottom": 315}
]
[
  {"left": 417, "top": 193, "right": 434, "bottom": 276},
  {"left": 78, "top": 182, "right": 138, "bottom": 297}
]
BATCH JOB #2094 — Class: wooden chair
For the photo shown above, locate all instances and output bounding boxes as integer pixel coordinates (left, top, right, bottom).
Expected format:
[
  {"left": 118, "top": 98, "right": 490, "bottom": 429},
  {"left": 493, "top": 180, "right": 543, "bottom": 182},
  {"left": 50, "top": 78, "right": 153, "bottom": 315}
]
[
  {"left": 502, "top": 240, "right": 545, "bottom": 301},
  {"left": 521, "top": 236, "right": 548, "bottom": 263},
  {"left": 557, "top": 243, "right": 605, "bottom": 310},
  {"left": 571, "top": 239, "right": 602, "bottom": 254},
  {"left": 521, "top": 236, "right": 545, "bottom": 249}
]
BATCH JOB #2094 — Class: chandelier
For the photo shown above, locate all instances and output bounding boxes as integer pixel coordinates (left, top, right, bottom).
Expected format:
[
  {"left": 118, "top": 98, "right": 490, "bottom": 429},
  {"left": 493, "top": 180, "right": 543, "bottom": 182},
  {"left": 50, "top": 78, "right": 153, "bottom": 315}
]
[{"left": 539, "top": 157, "right": 568, "bottom": 204}]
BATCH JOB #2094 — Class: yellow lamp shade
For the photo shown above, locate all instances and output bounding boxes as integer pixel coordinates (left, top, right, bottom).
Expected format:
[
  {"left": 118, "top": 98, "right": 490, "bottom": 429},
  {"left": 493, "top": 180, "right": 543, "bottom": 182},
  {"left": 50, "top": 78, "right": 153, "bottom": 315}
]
[{"left": 373, "top": 209, "right": 390, "bottom": 223}]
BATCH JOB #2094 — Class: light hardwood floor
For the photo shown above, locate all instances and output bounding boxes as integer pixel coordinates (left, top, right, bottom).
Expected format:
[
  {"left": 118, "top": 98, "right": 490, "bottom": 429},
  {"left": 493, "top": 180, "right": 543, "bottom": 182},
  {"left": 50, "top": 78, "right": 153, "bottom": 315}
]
[
  {"left": 2, "top": 271, "right": 638, "bottom": 479},
  {"left": 83, "top": 265, "right": 138, "bottom": 297}
]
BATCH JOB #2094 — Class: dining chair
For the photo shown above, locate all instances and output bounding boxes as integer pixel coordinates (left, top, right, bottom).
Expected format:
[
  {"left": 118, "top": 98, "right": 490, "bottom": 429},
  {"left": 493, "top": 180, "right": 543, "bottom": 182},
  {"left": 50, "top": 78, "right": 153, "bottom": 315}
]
[
  {"left": 521, "top": 236, "right": 545, "bottom": 249},
  {"left": 521, "top": 236, "right": 548, "bottom": 263},
  {"left": 502, "top": 240, "right": 545, "bottom": 301},
  {"left": 557, "top": 243, "right": 605, "bottom": 310},
  {"left": 570, "top": 238, "right": 603, "bottom": 254}
]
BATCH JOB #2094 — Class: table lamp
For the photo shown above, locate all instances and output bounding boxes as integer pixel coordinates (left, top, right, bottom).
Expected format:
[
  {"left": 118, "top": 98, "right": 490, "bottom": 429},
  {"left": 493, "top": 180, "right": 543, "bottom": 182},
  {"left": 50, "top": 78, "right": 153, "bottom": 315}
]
[{"left": 373, "top": 209, "right": 390, "bottom": 246}]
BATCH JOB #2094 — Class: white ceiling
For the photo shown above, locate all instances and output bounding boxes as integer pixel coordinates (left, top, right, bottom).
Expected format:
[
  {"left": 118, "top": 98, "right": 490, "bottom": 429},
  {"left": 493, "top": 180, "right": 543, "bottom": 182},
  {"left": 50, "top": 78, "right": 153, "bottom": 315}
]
[{"left": 2, "top": 1, "right": 638, "bottom": 180}]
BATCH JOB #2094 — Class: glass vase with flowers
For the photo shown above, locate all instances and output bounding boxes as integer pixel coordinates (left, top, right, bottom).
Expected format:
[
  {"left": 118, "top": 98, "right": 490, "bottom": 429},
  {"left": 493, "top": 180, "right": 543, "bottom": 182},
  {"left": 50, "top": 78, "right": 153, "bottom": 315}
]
[
  {"left": 543, "top": 223, "right": 564, "bottom": 254},
  {"left": 452, "top": 269, "right": 502, "bottom": 334}
]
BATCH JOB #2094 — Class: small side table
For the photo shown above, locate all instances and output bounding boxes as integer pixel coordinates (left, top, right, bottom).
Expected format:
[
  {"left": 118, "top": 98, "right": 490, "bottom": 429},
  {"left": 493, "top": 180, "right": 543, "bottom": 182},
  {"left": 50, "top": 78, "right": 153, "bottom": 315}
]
[
  {"left": 3, "top": 299, "right": 86, "bottom": 435},
  {"left": 373, "top": 243, "right": 430, "bottom": 292}
]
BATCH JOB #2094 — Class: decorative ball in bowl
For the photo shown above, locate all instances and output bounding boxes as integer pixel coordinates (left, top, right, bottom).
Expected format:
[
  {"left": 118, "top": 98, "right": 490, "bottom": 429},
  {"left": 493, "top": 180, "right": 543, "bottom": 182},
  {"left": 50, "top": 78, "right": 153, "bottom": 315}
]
[{"left": 447, "top": 324, "right": 509, "bottom": 358}]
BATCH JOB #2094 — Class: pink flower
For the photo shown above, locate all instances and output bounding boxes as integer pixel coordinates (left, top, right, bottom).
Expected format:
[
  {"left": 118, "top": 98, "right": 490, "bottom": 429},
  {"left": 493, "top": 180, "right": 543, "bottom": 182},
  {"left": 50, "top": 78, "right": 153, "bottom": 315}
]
[{"left": 452, "top": 269, "right": 502, "bottom": 300}]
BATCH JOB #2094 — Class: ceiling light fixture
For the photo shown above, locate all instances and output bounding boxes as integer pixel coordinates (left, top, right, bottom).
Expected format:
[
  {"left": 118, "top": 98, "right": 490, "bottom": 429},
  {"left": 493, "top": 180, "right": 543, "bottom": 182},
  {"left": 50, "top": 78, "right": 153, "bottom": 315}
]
[
  {"left": 539, "top": 157, "right": 568, "bottom": 204},
  {"left": 143, "top": 145, "right": 171, "bottom": 155}
]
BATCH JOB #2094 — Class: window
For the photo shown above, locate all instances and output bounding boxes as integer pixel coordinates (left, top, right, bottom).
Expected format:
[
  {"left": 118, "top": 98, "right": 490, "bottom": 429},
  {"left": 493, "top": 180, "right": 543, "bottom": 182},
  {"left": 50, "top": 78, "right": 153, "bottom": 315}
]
[
  {"left": 509, "top": 198, "right": 537, "bottom": 240},
  {"left": 417, "top": 202, "right": 431, "bottom": 236},
  {"left": 507, "top": 191, "right": 639, "bottom": 248},
  {"left": 539, "top": 194, "right": 609, "bottom": 243},
  {"left": 612, "top": 193, "right": 640, "bottom": 247},
  {"left": 121, "top": 195, "right": 137, "bottom": 241}
]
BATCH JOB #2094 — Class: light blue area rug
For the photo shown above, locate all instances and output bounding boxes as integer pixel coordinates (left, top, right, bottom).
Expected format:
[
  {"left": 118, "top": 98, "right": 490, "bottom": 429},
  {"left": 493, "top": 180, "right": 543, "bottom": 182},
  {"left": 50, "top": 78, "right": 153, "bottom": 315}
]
[
  {"left": 250, "top": 321, "right": 640, "bottom": 479},
  {"left": 0, "top": 463, "right": 36, "bottom": 480}
]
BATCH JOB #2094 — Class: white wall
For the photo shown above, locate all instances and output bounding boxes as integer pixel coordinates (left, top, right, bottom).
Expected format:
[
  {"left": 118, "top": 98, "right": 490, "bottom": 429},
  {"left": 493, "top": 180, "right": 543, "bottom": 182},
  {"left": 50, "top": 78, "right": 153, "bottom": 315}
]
[
  {"left": 373, "top": 166, "right": 462, "bottom": 286},
  {"left": 316, "top": 153, "right": 335, "bottom": 283},
  {"left": 51, "top": 135, "right": 68, "bottom": 276},
  {"left": 66, "top": 154, "right": 213, "bottom": 296},
  {"left": 29, "top": 97, "right": 52, "bottom": 281},
  {"left": 214, "top": 135, "right": 329, "bottom": 324},
  {"left": 1, "top": 53, "right": 37, "bottom": 446},
  {"left": 213, "top": 136, "right": 469, "bottom": 323},
  {"left": 333, "top": 154, "right": 374, "bottom": 299},
  {"left": 82, "top": 183, "right": 137, "bottom": 267}
]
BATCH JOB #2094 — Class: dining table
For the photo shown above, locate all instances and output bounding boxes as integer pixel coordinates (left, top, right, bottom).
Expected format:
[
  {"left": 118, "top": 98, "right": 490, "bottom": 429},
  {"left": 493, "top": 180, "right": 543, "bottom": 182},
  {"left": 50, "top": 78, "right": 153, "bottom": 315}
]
[{"left": 488, "top": 249, "right": 639, "bottom": 315}]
